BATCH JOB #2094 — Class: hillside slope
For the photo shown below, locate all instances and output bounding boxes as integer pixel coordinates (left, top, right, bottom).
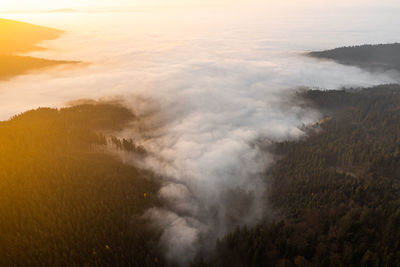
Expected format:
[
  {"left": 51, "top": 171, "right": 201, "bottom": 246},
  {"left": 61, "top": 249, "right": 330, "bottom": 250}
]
[
  {"left": 0, "top": 102, "right": 164, "bottom": 267},
  {"left": 308, "top": 43, "right": 400, "bottom": 72},
  {"left": 207, "top": 85, "right": 400, "bottom": 267},
  {"left": 0, "top": 18, "right": 62, "bottom": 54},
  {"left": 0, "top": 18, "right": 76, "bottom": 79}
]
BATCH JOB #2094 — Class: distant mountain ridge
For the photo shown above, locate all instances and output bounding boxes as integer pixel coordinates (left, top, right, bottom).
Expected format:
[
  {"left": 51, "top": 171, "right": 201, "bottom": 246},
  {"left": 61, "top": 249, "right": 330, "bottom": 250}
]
[
  {"left": 0, "top": 18, "right": 77, "bottom": 79},
  {"left": 0, "top": 55, "right": 78, "bottom": 80},
  {"left": 47, "top": 9, "right": 77, "bottom": 13},
  {"left": 0, "top": 18, "right": 62, "bottom": 54},
  {"left": 308, "top": 43, "right": 400, "bottom": 72}
]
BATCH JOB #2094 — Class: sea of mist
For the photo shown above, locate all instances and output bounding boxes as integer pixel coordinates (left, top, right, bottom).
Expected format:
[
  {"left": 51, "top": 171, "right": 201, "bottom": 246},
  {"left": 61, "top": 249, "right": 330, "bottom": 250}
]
[{"left": 1, "top": 4, "right": 400, "bottom": 265}]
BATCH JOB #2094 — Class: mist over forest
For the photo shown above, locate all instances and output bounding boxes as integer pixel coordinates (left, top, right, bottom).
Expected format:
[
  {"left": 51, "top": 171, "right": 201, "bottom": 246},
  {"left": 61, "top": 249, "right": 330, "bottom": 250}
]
[{"left": 1, "top": 3, "right": 400, "bottom": 267}]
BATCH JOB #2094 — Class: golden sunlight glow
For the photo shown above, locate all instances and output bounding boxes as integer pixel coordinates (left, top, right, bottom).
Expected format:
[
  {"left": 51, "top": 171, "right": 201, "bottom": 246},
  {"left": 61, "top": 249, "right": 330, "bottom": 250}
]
[
  {"left": 1, "top": 0, "right": 157, "bottom": 11},
  {"left": 0, "top": 18, "right": 71, "bottom": 79},
  {"left": 1, "top": 0, "right": 397, "bottom": 12},
  {"left": 0, "top": 0, "right": 217, "bottom": 11}
]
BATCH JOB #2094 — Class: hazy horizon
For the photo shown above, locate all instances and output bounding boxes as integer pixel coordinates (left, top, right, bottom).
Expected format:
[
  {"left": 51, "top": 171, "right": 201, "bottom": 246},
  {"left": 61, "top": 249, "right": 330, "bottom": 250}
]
[{"left": 2, "top": 0, "right": 400, "bottom": 13}]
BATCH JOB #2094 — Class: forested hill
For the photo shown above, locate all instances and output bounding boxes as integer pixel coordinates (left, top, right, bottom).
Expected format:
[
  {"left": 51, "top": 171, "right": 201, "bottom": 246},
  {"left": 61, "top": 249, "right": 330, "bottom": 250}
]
[
  {"left": 308, "top": 43, "right": 400, "bottom": 72},
  {"left": 0, "top": 18, "right": 62, "bottom": 54},
  {"left": 0, "top": 103, "right": 164, "bottom": 267},
  {"left": 198, "top": 84, "right": 400, "bottom": 267},
  {"left": 0, "top": 55, "right": 78, "bottom": 80},
  {"left": 0, "top": 19, "right": 78, "bottom": 80}
]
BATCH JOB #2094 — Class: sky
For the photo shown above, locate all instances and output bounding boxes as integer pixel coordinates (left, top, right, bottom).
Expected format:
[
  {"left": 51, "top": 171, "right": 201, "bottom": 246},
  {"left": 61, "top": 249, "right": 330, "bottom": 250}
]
[{"left": 1, "top": 0, "right": 399, "bottom": 12}]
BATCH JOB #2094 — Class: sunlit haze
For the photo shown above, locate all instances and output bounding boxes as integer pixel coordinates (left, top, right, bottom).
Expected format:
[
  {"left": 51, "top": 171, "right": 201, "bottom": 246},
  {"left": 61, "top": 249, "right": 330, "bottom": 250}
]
[{"left": 1, "top": 0, "right": 399, "bottom": 12}]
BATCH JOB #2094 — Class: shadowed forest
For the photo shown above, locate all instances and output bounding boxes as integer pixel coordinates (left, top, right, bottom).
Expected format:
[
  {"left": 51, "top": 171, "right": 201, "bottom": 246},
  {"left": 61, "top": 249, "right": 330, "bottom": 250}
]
[
  {"left": 202, "top": 84, "right": 400, "bottom": 267},
  {"left": 309, "top": 43, "right": 400, "bottom": 72}
]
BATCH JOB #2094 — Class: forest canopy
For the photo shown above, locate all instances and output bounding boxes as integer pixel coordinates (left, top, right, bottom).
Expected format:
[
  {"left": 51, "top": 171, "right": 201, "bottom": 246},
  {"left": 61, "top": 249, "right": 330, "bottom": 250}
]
[
  {"left": 205, "top": 84, "right": 400, "bottom": 267},
  {"left": 308, "top": 43, "right": 400, "bottom": 72},
  {"left": 0, "top": 102, "right": 164, "bottom": 267}
]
